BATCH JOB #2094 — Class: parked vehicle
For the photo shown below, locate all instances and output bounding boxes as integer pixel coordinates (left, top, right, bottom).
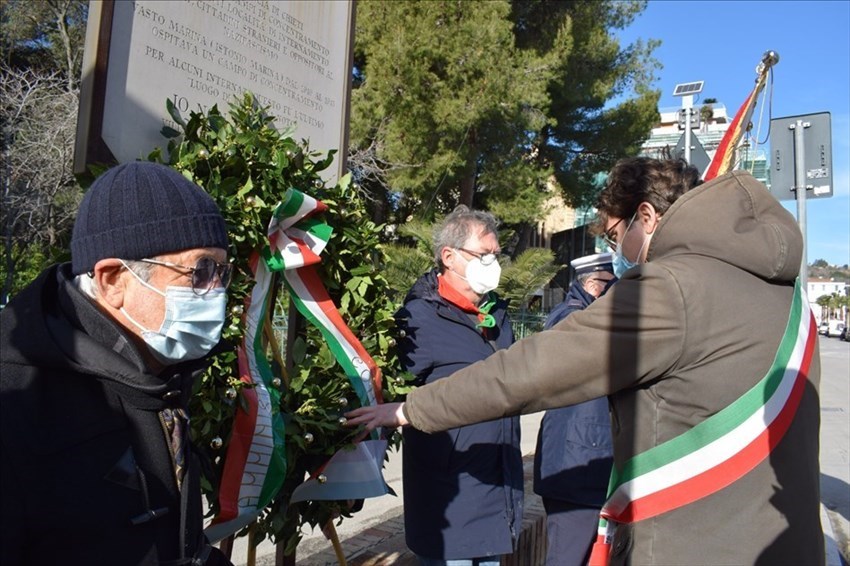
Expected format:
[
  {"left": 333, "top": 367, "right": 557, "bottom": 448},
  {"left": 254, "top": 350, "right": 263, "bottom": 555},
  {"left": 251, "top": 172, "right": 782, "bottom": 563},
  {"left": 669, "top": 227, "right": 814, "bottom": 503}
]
[
  {"left": 823, "top": 320, "right": 845, "bottom": 338},
  {"left": 818, "top": 319, "right": 843, "bottom": 337}
]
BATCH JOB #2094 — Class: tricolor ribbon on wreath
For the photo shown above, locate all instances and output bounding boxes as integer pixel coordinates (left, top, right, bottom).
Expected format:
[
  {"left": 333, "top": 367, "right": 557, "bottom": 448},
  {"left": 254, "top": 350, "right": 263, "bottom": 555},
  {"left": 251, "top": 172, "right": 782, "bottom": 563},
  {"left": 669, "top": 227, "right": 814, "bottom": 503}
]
[
  {"left": 588, "top": 278, "right": 816, "bottom": 565},
  {"left": 206, "top": 186, "right": 388, "bottom": 542}
]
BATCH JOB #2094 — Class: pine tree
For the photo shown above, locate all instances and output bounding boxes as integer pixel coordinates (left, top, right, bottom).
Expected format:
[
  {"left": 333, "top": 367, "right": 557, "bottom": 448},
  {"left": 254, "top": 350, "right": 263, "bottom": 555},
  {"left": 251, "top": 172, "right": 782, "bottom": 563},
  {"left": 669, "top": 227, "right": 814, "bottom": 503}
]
[
  {"left": 0, "top": 0, "right": 88, "bottom": 92},
  {"left": 349, "top": 0, "right": 661, "bottom": 226}
]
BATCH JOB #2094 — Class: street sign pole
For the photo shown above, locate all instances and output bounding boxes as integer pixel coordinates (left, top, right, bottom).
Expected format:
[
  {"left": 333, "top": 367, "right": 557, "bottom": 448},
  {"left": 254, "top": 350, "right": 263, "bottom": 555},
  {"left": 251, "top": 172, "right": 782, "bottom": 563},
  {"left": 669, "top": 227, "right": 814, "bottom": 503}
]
[
  {"left": 792, "top": 119, "right": 810, "bottom": 291},
  {"left": 674, "top": 132, "right": 711, "bottom": 177},
  {"left": 770, "top": 111, "right": 832, "bottom": 292},
  {"left": 684, "top": 103, "right": 692, "bottom": 164},
  {"left": 673, "top": 81, "right": 704, "bottom": 166}
]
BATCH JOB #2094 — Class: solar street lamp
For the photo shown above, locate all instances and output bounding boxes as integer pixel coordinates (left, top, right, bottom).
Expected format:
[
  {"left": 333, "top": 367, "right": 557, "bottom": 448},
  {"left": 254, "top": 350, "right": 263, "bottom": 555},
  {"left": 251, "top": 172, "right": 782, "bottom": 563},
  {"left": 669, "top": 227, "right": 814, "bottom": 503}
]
[{"left": 673, "top": 81, "right": 704, "bottom": 164}]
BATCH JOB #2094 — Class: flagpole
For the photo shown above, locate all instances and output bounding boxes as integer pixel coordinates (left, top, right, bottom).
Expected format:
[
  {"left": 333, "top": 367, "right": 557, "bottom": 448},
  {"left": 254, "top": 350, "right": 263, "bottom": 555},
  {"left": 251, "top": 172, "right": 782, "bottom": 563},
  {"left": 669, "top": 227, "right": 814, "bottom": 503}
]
[
  {"left": 703, "top": 50, "right": 778, "bottom": 181},
  {"left": 684, "top": 103, "right": 693, "bottom": 164}
]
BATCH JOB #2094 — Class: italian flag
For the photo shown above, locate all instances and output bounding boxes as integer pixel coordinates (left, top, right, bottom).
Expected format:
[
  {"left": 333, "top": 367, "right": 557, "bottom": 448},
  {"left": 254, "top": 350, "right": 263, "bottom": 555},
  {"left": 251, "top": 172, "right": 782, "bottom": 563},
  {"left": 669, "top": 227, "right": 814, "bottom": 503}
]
[
  {"left": 589, "top": 279, "right": 816, "bottom": 564},
  {"left": 703, "top": 62, "right": 771, "bottom": 181}
]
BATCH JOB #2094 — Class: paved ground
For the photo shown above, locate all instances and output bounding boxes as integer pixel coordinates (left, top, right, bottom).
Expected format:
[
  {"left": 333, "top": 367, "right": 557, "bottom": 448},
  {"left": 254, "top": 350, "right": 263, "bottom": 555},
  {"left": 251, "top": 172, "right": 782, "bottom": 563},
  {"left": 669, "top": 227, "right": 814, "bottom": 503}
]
[
  {"left": 818, "top": 335, "right": 850, "bottom": 565},
  {"left": 238, "top": 413, "right": 545, "bottom": 566},
  {"left": 230, "top": 335, "right": 849, "bottom": 566}
]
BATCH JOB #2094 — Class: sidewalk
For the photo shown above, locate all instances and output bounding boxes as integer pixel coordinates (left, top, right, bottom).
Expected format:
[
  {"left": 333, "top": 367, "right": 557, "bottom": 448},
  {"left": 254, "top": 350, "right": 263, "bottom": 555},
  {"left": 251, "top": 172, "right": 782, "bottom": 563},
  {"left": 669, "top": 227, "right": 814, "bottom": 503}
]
[
  {"left": 818, "top": 336, "right": 850, "bottom": 566},
  {"left": 296, "top": 457, "right": 545, "bottom": 566},
  {"left": 250, "top": 413, "right": 545, "bottom": 566}
]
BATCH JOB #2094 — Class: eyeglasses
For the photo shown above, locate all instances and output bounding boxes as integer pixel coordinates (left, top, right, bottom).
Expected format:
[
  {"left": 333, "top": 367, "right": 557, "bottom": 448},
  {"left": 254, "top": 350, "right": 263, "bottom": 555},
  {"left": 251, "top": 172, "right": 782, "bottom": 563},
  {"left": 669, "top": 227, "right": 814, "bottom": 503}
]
[
  {"left": 457, "top": 248, "right": 502, "bottom": 266},
  {"left": 601, "top": 217, "right": 625, "bottom": 250},
  {"left": 138, "top": 257, "right": 233, "bottom": 295}
]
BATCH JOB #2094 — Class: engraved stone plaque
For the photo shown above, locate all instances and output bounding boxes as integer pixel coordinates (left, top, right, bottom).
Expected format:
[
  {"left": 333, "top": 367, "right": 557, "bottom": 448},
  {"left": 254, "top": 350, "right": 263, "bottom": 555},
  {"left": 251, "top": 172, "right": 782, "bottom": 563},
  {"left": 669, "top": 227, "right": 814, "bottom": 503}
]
[{"left": 76, "top": 0, "right": 354, "bottom": 181}]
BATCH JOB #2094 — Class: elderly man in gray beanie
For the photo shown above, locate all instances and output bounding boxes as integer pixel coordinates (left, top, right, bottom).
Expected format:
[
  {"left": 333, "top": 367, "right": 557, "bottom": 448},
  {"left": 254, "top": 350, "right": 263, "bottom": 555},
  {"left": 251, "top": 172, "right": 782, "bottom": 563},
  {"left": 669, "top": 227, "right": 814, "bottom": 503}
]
[{"left": 0, "top": 162, "right": 234, "bottom": 565}]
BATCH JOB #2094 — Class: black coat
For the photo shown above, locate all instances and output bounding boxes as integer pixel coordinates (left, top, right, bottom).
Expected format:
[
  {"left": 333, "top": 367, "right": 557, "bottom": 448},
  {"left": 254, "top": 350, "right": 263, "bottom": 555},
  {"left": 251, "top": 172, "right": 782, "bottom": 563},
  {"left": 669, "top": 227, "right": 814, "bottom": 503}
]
[
  {"left": 532, "top": 281, "right": 614, "bottom": 506},
  {"left": 0, "top": 264, "right": 230, "bottom": 565},
  {"left": 396, "top": 270, "right": 523, "bottom": 559}
]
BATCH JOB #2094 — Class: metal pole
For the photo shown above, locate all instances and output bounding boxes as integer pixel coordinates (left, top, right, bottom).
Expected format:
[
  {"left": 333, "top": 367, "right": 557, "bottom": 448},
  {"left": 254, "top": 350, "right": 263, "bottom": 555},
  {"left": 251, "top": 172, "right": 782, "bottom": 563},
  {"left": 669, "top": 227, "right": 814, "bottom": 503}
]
[
  {"left": 684, "top": 96, "right": 693, "bottom": 164},
  {"left": 792, "top": 119, "right": 809, "bottom": 292}
]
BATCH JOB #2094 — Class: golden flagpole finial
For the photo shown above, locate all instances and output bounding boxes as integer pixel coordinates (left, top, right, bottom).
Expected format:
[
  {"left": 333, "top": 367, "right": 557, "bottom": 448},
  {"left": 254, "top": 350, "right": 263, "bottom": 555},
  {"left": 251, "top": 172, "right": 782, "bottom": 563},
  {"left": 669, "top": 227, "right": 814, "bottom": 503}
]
[{"left": 757, "top": 50, "right": 780, "bottom": 75}]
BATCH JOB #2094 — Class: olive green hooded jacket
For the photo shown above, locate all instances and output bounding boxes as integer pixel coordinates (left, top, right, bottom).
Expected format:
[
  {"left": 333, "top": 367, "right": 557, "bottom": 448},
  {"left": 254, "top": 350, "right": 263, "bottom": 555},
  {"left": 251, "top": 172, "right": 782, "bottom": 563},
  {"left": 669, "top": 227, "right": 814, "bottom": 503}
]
[{"left": 403, "top": 171, "right": 823, "bottom": 565}]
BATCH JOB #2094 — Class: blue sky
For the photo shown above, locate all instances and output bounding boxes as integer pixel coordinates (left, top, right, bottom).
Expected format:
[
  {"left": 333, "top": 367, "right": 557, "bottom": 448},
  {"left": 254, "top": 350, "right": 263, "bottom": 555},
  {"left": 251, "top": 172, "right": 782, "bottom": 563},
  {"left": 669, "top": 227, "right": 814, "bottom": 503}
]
[{"left": 617, "top": 0, "right": 850, "bottom": 268}]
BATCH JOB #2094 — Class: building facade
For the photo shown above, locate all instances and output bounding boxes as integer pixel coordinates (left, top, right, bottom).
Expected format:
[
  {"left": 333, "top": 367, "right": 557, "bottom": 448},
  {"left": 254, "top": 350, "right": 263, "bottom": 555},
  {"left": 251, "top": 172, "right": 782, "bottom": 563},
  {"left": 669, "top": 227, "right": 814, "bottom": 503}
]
[{"left": 808, "top": 278, "right": 848, "bottom": 323}]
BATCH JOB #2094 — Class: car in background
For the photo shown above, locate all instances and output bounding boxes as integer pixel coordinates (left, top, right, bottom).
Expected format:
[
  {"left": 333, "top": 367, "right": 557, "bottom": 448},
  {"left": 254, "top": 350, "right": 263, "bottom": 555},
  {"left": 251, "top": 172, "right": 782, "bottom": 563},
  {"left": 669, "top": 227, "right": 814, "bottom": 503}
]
[{"left": 819, "top": 320, "right": 845, "bottom": 338}]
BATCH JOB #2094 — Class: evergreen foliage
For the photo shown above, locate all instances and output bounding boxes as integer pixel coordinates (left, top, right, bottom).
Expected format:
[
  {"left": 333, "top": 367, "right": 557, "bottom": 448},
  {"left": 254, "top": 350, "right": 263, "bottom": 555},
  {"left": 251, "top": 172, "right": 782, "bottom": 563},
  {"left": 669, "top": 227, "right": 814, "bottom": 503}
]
[
  {"left": 1, "top": 0, "right": 87, "bottom": 303},
  {"left": 149, "top": 93, "right": 413, "bottom": 552},
  {"left": 0, "top": 64, "right": 80, "bottom": 305},
  {"left": 349, "top": 0, "right": 661, "bottom": 226},
  {"left": 816, "top": 292, "right": 849, "bottom": 321},
  {"left": 0, "top": 0, "right": 87, "bottom": 91},
  {"left": 499, "top": 247, "right": 561, "bottom": 311}
]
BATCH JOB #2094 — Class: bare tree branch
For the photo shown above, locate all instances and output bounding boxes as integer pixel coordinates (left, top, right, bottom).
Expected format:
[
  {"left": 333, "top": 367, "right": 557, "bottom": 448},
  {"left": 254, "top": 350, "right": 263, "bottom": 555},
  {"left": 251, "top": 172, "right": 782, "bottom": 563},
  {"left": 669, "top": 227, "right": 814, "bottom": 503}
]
[{"left": 1, "top": 63, "right": 81, "bottom": 304}]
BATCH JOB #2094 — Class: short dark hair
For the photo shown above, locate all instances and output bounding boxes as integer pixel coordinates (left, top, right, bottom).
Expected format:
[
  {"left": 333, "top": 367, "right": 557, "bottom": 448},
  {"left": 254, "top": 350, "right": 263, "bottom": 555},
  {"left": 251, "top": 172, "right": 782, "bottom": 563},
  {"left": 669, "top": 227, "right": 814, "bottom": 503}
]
[{"left": 594, "top": 158, "right": 702, "bottom": 235}]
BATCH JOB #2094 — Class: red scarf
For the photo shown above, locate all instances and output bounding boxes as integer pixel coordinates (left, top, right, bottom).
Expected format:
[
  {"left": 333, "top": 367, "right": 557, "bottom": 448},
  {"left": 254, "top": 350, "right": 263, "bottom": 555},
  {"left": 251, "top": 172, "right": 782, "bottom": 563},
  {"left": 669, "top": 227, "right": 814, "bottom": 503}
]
[{"left": 437, "top": 275, "right": 494, "bottom": 335}]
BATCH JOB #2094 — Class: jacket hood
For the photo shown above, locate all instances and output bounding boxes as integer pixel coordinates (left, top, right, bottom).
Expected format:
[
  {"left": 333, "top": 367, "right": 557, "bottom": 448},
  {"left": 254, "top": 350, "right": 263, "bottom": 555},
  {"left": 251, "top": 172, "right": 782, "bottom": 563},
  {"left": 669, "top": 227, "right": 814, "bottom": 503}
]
[
  {"left": 649, "top": 170, "right": 802, "bottom": 282},
  {"left": 404, "top": 269, "right": 440, "bottom": 305}
]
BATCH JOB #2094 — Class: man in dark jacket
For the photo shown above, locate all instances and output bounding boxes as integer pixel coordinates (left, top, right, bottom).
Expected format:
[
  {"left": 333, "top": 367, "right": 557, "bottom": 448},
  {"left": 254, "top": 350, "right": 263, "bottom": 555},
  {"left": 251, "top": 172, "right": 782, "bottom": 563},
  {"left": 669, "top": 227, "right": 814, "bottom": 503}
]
[
  {"left": 0, "top": 162, "right": 234, "bottom": 565},
  {"left": 534, "top": 253, "right": 615, "bottom": 565},
  {"left": 395, "top": 206, "right": 523, "bottom": 566}
]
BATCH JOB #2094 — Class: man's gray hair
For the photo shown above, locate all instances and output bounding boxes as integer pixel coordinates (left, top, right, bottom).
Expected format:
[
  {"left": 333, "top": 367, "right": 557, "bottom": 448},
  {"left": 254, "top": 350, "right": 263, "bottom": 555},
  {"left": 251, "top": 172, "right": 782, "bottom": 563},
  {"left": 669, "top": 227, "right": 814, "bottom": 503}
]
[
  {"left": 74, "top": 259, "right": 157, "bottom": 299},
  {"left": 575, "top": 271, "right": 594, "bottom": 286},
  {"left": 433, "top": 205, "right": 499, "bottom": 271}
]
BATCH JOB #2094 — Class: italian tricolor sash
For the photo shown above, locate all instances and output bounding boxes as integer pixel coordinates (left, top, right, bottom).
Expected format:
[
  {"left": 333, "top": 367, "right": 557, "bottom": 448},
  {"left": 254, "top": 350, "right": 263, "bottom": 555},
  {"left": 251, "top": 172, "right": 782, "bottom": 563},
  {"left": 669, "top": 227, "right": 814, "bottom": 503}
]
[{"left": 589, "top": 279, "right": 816, "bottom": 565}]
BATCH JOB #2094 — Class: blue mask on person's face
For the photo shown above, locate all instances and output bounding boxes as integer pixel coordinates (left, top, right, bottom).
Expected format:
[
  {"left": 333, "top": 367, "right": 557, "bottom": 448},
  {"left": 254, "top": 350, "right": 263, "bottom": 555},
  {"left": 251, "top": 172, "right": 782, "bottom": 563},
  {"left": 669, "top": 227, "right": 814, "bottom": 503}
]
[
  {"left": 611, "top": 213, "right": 645, "bottom": 278},
  {"left": 612, "top": 246, "right": 637, "bottom": 279},
  {"left": 120, "top": 263, "right": 226, "bottom": 364}
]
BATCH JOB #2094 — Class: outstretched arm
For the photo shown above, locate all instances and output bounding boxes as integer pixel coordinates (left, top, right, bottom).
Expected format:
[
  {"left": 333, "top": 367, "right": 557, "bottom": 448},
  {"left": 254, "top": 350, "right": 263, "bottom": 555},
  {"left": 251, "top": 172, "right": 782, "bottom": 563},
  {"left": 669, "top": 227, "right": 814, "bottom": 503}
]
[{"left": 345, "top": 402, "right": 409, "bottom": 431}]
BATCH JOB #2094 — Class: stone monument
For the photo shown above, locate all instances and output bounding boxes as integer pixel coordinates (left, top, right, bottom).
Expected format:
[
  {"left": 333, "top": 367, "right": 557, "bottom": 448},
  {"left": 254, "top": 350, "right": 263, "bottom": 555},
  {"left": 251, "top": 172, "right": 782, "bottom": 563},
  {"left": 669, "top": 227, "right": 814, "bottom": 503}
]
[{"left": 75, "top": 0, "right": 355, "bottom": 181}]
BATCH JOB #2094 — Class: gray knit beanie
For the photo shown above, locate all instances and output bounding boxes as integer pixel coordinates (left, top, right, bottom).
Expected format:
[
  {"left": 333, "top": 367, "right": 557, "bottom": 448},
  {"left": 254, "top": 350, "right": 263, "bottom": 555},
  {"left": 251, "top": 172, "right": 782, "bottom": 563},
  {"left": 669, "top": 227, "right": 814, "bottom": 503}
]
[{"left": 71, "top": 162, "right": 229, "bottom": 275}]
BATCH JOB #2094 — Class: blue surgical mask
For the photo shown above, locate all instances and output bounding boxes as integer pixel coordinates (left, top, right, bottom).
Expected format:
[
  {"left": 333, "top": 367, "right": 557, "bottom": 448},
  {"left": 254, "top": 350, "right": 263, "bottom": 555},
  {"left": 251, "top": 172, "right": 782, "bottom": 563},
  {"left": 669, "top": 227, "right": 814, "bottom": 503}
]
[
  {"left": 612, "top": 246, "right": 638, "bottom": 279},
  {"left": 611, "top": 213, "right": 649, "bottom": 278},
  {"left": 121, "top": 263, "right": 227, "bottom": 364}
]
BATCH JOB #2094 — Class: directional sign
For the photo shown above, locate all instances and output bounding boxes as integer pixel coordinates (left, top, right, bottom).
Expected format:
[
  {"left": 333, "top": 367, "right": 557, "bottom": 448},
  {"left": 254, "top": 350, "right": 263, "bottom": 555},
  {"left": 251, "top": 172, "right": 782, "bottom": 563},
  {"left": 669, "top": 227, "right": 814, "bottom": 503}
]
[
  {"left": 769, "top": 112, "right": 833, "bottom": 201},
  {"left": 674, "top": 132, "right": 711, "bottom": 176}
]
